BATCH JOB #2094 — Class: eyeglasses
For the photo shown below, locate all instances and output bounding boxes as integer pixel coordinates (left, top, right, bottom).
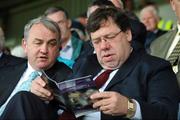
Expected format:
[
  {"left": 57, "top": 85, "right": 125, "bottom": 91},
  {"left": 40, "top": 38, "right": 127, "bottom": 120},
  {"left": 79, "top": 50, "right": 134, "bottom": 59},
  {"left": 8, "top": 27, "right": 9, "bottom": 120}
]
[{"left": 91, "top": 30, "right": 122, "bottom": 46}]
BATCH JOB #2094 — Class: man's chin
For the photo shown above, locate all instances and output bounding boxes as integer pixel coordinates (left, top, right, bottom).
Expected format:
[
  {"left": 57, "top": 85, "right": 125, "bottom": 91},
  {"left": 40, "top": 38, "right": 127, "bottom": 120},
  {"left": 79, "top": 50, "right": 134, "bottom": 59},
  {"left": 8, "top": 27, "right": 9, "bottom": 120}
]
[{"left": 36, "top": 63, "right": 51, "bottom": 70}]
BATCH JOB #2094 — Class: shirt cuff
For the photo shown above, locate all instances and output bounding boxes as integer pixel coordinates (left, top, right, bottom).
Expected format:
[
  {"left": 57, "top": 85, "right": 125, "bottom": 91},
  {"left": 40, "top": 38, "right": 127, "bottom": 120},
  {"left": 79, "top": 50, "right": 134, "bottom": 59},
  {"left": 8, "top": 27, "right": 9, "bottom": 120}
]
[{"left": 131, "top": 99, "right": 142, "bottom": 119}]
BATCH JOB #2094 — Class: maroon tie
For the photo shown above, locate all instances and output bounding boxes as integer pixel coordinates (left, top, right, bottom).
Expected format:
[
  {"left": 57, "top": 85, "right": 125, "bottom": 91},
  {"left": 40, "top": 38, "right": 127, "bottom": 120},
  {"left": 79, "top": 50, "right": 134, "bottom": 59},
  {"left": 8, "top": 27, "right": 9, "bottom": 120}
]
[{"left": 95, "top": 70, "right": 113, "bottom": 89}]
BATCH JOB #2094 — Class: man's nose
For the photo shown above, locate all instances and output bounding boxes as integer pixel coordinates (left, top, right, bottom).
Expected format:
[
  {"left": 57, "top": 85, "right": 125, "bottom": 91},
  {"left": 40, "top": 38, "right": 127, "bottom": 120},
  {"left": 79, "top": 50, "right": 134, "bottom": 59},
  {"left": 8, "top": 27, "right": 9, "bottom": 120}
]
[
  {"left": 40, "top": 44, "right": 48, "bottom": 53},
  {"left": 100, "top": 39, "right": 110, "bottom": 50}
]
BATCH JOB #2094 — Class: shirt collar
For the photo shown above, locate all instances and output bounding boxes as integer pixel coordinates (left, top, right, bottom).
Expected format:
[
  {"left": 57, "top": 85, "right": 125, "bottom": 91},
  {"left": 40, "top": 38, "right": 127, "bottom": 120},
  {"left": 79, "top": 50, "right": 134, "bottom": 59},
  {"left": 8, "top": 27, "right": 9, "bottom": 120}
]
[
  {"left": 0, "top": 52, "right": 2, "bottom": 58},
  {"left": 177, "top": 24, "right": 180, "bottom": 34},
  {"left": 62, "top": 38, "right": 72, "bottom": 52},
  {"left": 27, "top": 62, "right": 36, "bottom": 74}
]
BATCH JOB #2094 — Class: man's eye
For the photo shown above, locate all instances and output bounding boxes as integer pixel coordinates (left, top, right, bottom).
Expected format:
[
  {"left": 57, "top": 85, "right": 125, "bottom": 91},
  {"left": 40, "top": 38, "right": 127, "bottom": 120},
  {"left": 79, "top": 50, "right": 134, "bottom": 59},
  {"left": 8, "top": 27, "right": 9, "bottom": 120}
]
[
  {"left": 105, "top": 35, "right": 116, "bottom": 39},
  {"left": 34, "top": 42, "right": 41, "bottom": 45},
  {"left": 49, "top": 41, "right": 57, "bottom": 46},
  {"left": 92, "top": 39, "right": 100, "bottom": 44}
]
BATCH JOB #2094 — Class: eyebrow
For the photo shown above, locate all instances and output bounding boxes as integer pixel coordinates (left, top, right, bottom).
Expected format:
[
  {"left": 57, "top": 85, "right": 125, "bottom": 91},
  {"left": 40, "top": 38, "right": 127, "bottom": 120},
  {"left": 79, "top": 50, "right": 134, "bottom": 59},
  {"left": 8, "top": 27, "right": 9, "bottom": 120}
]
[{"left": 34, "top": 38, "right": 57, "bottom": 42}]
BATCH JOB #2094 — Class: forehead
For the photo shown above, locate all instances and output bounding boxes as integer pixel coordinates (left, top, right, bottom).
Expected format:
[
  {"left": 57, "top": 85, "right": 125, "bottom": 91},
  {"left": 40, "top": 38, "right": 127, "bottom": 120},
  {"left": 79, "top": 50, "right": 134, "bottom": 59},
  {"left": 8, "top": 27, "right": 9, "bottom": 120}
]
[
  {"left": 91, "top": 19, "right": 119, "bottom": 37},
  {"left": 142, "top": 11, "right": 154, "bottom": 18},
  {"left": 29, "top": 23, "right": 55, "bottom": 37}
]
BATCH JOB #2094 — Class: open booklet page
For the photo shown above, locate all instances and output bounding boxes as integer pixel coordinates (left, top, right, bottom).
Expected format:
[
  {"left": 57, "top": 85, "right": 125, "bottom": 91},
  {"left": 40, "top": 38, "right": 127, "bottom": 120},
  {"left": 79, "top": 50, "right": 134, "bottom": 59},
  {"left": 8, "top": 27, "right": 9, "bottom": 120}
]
[{"left": 41, "top": 70, "right": 98, "bottom": 117}]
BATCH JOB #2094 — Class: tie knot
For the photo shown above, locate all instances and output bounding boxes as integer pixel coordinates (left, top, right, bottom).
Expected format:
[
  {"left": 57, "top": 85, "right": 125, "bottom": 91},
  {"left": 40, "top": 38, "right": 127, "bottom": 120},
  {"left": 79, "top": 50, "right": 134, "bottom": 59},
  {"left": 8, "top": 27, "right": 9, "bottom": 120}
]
[
  {"left": 28, "top": 71, "right": 39, "bottom": 81},
  {"left": 94, "top": 70, "right": 113, "bottom": 89},
  {"left": 103, "top": 70, "right": 113, "bottom": 74}
]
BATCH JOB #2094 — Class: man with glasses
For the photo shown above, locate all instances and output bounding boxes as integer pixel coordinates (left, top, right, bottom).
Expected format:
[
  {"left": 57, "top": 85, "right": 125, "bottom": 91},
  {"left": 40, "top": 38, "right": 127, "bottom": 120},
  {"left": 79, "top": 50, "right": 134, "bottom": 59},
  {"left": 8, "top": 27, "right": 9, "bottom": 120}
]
[{"left": 71, "top": 7, "right": 179, "bottom": 120}]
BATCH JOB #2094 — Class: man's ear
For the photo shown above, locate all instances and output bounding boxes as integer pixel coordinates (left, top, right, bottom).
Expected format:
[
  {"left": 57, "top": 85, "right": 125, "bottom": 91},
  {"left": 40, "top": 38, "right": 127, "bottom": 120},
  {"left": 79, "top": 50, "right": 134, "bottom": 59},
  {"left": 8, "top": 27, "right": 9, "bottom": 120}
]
[
  {"left": 170, "top": 0, "right": 175, "bottom": 12},
  {"left": 126, "top": 29, "right": 132, "bottom": 42},
  {"left": 21, "top": 38, "right": 27, "bottom": 54},
  {"left": 67, "top": 19, "right": 72, "bottom": 28}
]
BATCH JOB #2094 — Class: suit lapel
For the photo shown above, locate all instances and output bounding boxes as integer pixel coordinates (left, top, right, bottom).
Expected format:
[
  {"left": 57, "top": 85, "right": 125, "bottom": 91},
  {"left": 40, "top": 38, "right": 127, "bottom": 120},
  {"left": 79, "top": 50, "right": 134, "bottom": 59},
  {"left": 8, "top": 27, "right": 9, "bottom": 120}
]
[
  {"left": 0, "top": 54, "right": 10, "bottom": 67},
  {"left": 74, "top": 54, "right": 102, "bottom": 78},
  {"left": 0, "top": 62, "right": 27, "bottom": 106},
  {"left": 44, "top": 61, "right": 72, "bottom": 83},
  {"left": 105, "top": 50, "right": 141, "bottom": 90},
  {"left": 162, "top": 29, "right": 177, "bottom": 58}
]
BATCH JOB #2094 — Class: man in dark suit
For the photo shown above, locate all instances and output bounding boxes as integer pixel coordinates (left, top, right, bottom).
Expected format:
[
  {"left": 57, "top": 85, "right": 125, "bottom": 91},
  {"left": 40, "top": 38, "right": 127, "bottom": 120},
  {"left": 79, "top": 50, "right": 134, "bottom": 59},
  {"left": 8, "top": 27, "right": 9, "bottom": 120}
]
[
  {"left": 0, "top": 26, "right": 25, "bottom": 68},
  {"left": 72, "top": 7, "right": 179, "bottom": 120},
  {"left": 0, "top": 16, "right": 72, "bottom": 120}
]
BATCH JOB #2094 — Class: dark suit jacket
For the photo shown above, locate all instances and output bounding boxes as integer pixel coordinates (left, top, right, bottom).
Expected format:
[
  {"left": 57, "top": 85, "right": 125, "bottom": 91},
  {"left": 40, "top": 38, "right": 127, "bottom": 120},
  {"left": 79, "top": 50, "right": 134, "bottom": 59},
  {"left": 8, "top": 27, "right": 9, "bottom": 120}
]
[
  {"left": 0, "top": 53, "right": 26, "bottom": 68},
  {"left": 0, "top": 60, "right": 72, "bottom": 108},
  {"left": 72, "top": 49, "right": 179, "bottom": 120}
]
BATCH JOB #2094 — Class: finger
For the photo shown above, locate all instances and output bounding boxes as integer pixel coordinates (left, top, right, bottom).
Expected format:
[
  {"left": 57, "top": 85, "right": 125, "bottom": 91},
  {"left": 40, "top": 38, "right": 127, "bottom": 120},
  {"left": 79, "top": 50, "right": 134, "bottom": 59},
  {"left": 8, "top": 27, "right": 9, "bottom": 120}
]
[
  {"left": 31, "top": 79, "right": 53, "bottom": 100},
  {"left": 102, "top": 109, "right": 114, "bottom": 115},
  {"left": 34, "top": 77, "right": 46, "bottom": 87},
  {"left": 99, "top": 104, "right": 110, "bottom": 111},
  {"left": 92, "top": 97, "right": 110, "bottom": 108},
  {"left": 90, "top": 91, "right": 112, "bottom": 100}
]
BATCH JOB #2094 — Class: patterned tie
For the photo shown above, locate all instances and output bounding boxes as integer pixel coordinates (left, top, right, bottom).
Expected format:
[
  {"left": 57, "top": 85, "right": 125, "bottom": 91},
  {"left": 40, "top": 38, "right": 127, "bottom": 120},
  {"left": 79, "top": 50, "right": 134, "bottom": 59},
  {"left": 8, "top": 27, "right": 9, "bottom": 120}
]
[
  {"left": 168, "top": 39, "right": 180, "bottom": 66},
  {"left": 0, "top": 71, "right": 39, "bottom": 116},
  {"left": 94, "top": 70, "right": 113, "bottom": 89},
  {"left": 19, "top": 71, "right": 39, "bottom": 91}
]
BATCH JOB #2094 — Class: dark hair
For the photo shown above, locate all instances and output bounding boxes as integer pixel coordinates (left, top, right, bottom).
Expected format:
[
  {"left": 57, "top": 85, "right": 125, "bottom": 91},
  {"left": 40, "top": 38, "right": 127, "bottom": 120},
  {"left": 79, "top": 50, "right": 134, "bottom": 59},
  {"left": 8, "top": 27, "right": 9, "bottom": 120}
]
[
  {"left": 89, "top": 0, "right": 115, "bottom": 8},
  {"left": 87, "top": 7, "right": 130, "bottom": 33},
  {"left": 44, "top": 6, "right": 69, "bottom": 19}
]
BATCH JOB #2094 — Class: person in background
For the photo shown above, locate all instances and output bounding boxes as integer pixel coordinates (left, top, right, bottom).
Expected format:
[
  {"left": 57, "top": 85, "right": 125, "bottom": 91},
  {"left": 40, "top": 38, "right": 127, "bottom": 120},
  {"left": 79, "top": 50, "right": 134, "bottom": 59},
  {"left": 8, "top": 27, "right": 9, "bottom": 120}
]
[
  {"left": 108, "top": 0, "right": 147, "bottom": 50},
  {"left": 44, "top": 7, "right": 84, "bottom": 68},
  {"left": 0, "top": 26, "right": 25, "bottom": 68},
  {"left": 71, "top": 7, "right": 179, "bottom": 120},
  {"left": 150, "top": 0, "right": 180, "bottom": 88},
  {"left": 144, "top": 1, "right": 174, "bottom": 31},
  {"left": 140, "top": 5, "right": 167, "bottom": 53},
  {"left": 150, "top": 0, "right": 180, "bottom": 119},
  {"left": 71, "top": 20, "right": 86, "bottom": 40},
  {"left": 0, "top": 16, "right": 72, "bottom": 119}
]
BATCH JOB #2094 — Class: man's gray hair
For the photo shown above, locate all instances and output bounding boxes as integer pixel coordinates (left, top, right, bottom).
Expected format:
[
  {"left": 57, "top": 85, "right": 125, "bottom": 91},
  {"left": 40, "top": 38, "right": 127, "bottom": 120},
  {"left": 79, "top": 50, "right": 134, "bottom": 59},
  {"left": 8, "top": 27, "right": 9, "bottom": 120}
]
[
  {"left": 140, "top": 6, "right": 160, "bottom": 21},
  {"left": 24, "top": 16, "right": 61, "bottom": 45}
]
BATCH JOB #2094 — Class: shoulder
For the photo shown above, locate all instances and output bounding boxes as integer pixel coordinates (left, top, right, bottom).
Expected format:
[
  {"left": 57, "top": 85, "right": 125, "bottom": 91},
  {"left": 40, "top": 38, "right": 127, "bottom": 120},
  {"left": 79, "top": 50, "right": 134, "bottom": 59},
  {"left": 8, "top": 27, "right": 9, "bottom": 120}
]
[
  {"left": 151, "top": 29, "right": 176, "bottom": 48},
  {"left": 139, "top": 51, "right": 172, "bottom": 71},
  {"left": 52, "top": 61, "right": 72, "bottom": 73},
  {"left": 71, "top": 36, "right": 83, "bottom": 45},
  {"left": 0, "top": 54, "right": 26, "bottom": 67},
  {"left": 2, "top": 54, "right": 25, "bottom": 62},
  {"left": 150, "top": 29, "right": 177, "bottom": 56},
  {"left": 46, "top": 61, "right": 73, "bottom": 82}
]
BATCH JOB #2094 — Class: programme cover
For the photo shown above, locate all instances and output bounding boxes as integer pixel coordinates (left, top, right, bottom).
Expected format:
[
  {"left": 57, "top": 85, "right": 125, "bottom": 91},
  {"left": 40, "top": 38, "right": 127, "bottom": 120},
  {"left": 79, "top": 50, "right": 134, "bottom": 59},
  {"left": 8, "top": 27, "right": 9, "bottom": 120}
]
[{"left": 41, "top": 71, "right": 98, "bottom": 117}]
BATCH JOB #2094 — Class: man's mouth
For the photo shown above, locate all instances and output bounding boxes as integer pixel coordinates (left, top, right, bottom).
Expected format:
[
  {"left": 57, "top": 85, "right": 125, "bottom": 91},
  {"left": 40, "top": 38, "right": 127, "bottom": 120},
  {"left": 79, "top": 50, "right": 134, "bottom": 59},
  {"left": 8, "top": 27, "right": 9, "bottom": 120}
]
[
  {"left": 38, "top": 56, "right": 48, "bottom": 60},
  {"left": 103, "top": 54, "right": 113, "bottom": 61}
]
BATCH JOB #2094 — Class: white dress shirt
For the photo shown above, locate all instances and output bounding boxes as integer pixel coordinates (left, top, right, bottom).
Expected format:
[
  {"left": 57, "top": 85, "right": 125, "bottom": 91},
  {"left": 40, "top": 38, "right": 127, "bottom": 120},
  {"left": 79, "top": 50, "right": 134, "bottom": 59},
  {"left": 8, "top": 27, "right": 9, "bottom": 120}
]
[
  {"left": 60, "top": 38, "right": 73, "bottom": 60},
  {"left": 0, "top": 62, "right": 40, "bottom": 116},
  {"left": 83, "top": 69, "right": 142, "bottom": 120},
  {"left": 0, "top": 52, "right": 2, "bottom": 58}
]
